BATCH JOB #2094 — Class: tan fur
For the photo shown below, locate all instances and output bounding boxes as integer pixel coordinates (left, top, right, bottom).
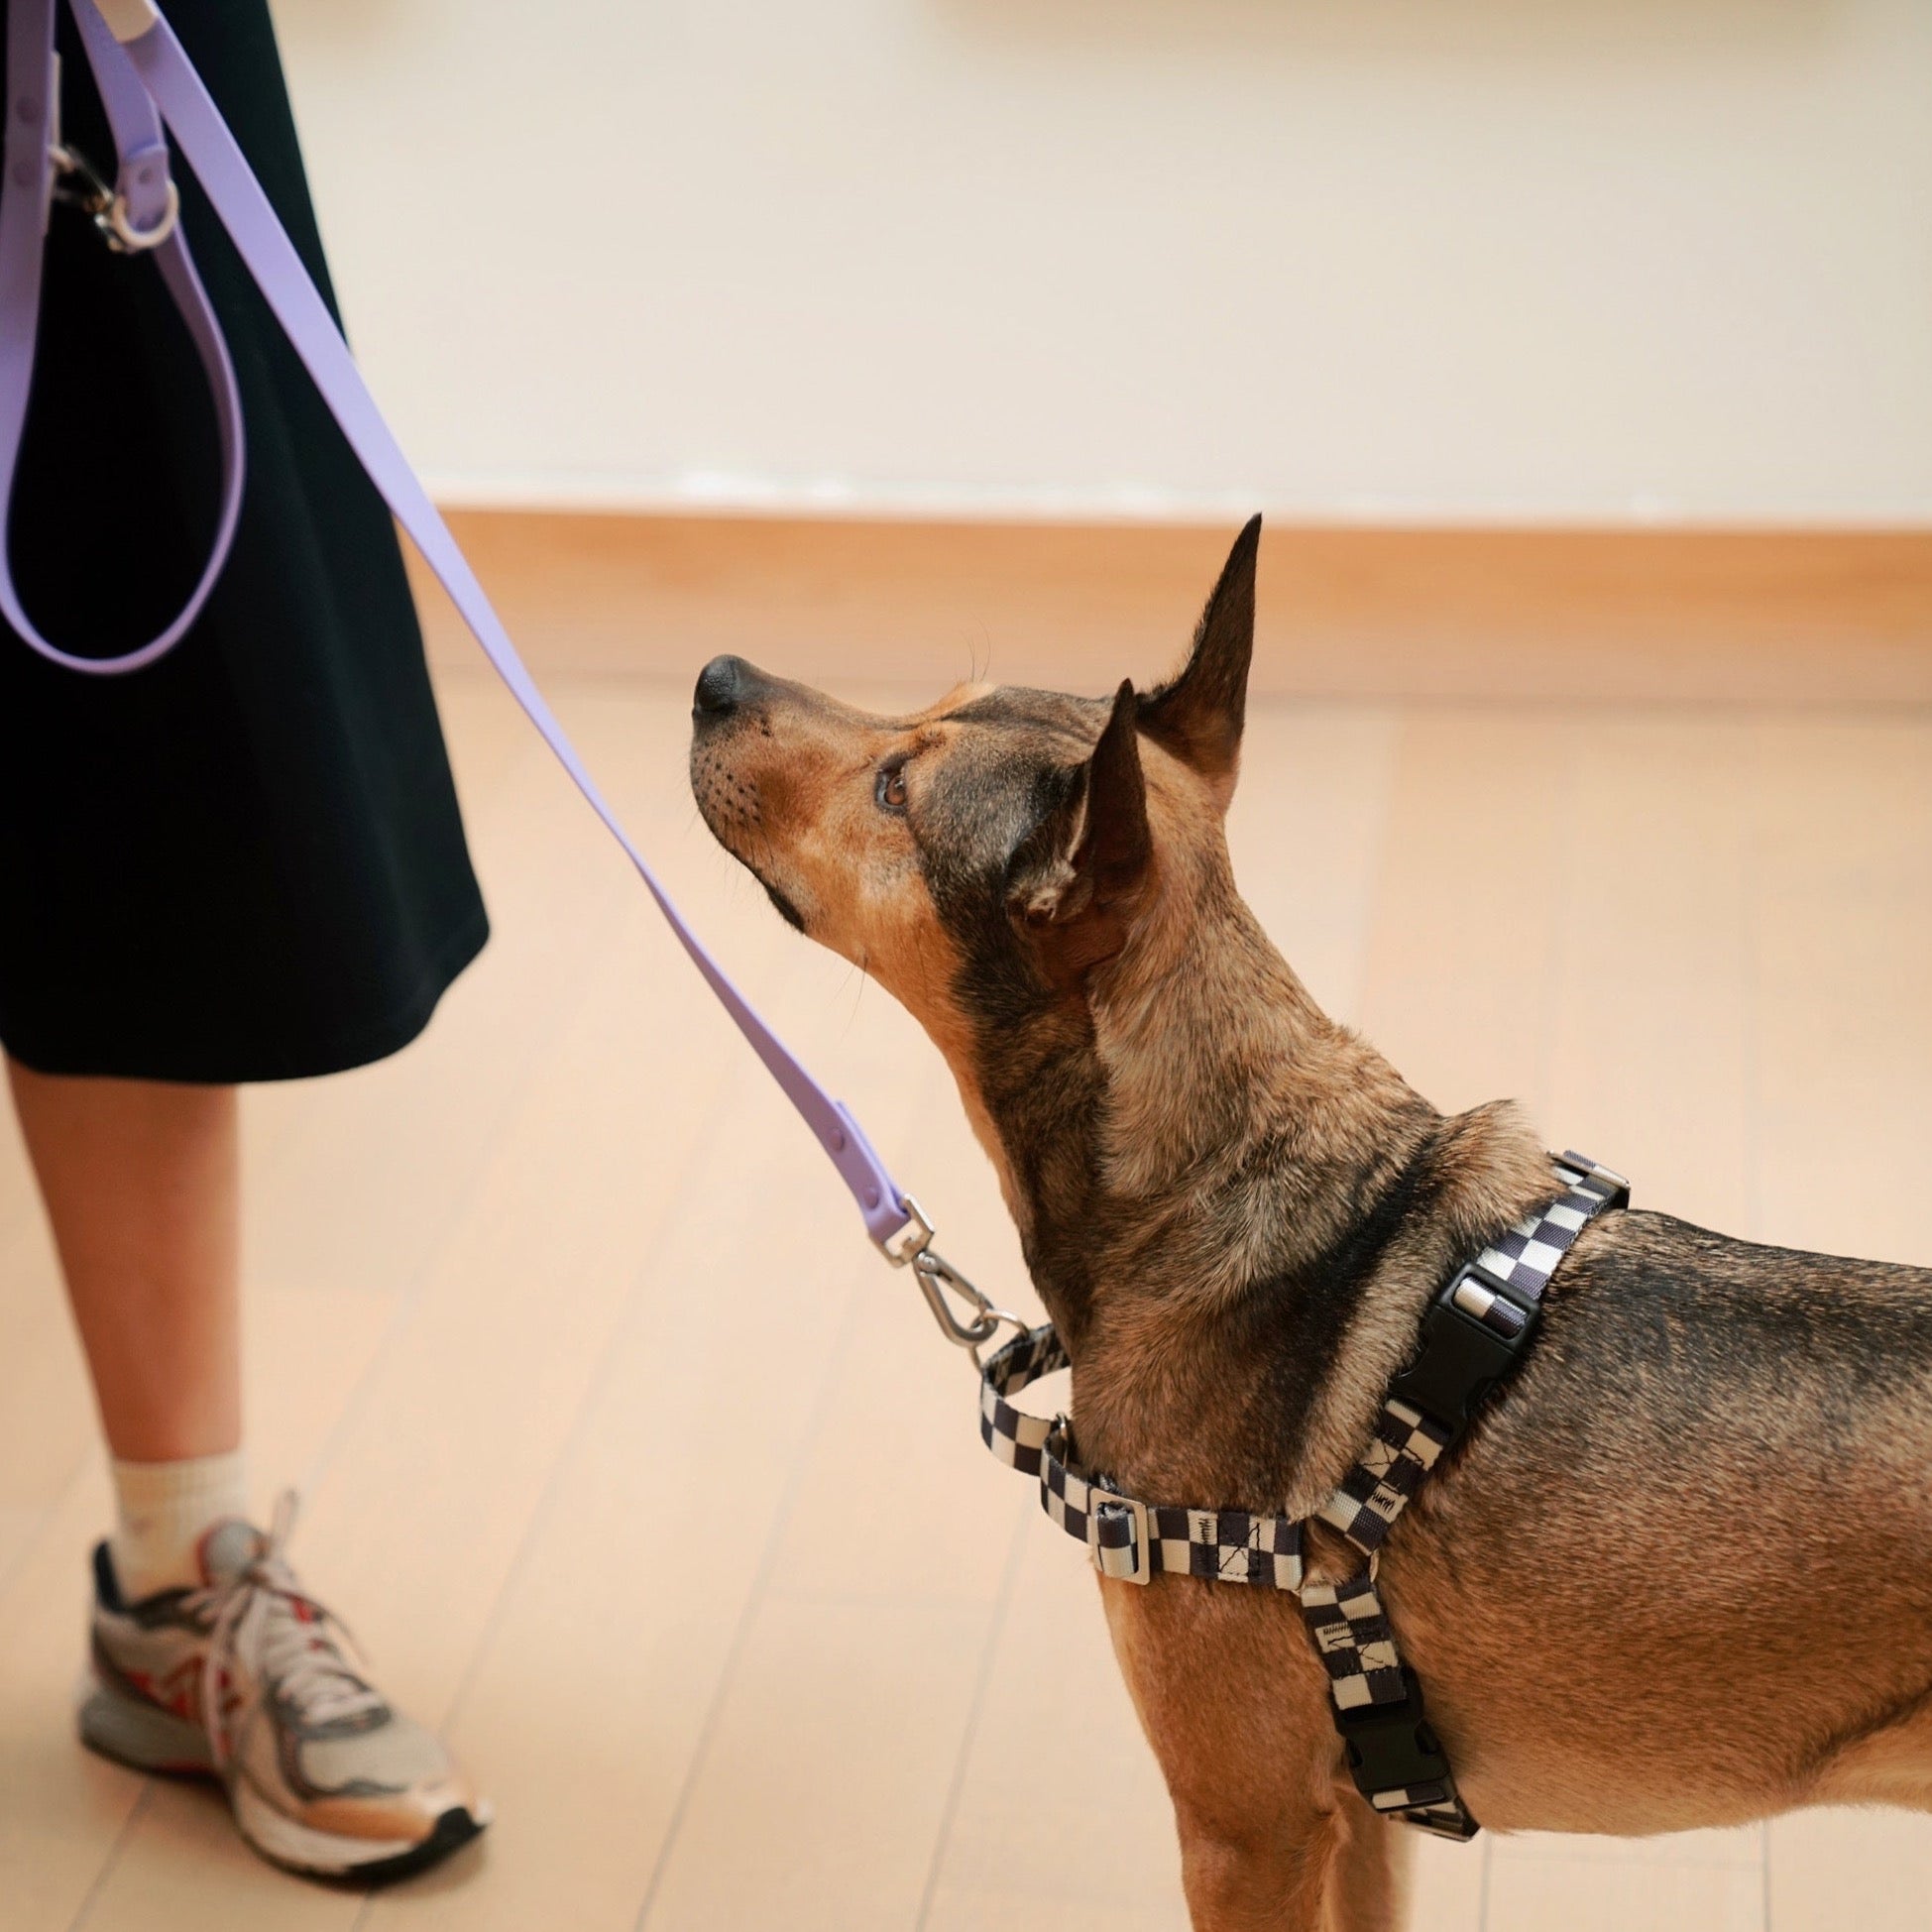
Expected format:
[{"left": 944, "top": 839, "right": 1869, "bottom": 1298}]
[
  {"left": 691, "top": 673, "right": 1020, "bottom": 1193},
  {"left": 690, "top": 526, "right": 1932, "bottom": 1928}
]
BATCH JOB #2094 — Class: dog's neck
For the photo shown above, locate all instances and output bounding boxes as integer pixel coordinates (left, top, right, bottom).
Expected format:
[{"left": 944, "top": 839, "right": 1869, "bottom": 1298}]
[
  {"left": 952, "top": 834, "right": 1556, "bottom": 1501},
  {"left": 966, "top": 848, "right": 1434, "bottom": 1343},
  {"left": 1093, "top": 864, "right": 1405, "bottom": 1202}
]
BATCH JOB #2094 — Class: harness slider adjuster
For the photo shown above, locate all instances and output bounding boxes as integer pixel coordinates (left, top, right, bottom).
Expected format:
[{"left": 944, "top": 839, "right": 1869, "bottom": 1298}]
[{"left": 1086, "top": 1490, "right": 1154, "bottom": 1585}]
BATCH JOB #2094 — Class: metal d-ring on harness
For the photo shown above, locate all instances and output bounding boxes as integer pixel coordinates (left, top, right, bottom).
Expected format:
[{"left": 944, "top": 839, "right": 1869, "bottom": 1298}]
[{"left": 974, "top": 1151, "right": 1631, "bottom": 1842}]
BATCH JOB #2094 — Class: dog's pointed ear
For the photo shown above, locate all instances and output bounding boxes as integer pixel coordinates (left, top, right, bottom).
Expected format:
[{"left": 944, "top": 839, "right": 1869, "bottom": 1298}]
[
  {"left": 1138, "top": 513, "right": 1259, "bottom": 801},
  {"left": 1008, "top": 679, "right": 1153, "bottom": 985}
]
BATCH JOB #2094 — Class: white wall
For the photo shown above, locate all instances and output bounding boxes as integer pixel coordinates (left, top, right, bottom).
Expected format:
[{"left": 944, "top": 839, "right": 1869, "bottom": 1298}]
[{"left": 270, "top": 0, "right": 1932, "bottom": 523}]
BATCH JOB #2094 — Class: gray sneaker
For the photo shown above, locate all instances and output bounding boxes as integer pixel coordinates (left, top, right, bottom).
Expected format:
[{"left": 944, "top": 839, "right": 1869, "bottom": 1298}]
[{"left": 78, "top": 1493, "right": 490, "bottom": 1882}]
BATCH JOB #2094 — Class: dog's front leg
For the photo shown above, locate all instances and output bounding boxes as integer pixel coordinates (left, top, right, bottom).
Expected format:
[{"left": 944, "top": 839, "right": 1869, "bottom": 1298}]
[
  {"left": 1102, "top": 1582, "right": 1357, "bottom": 1932},
  {"left": 1174, "top": 1787, "right": 1409, "bottom": 1932},
  {"left": 1320, "top": 1789, "right": 1410, "bottom": 1932},
  {"left": 1174, "top": 1799, "right": 1343, "bottom": 1931}
]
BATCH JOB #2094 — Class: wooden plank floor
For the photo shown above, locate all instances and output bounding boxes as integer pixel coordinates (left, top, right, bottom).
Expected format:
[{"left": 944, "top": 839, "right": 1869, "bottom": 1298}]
[{"left": 1, "top": 662, "right": 1929, "bottom": 1930}]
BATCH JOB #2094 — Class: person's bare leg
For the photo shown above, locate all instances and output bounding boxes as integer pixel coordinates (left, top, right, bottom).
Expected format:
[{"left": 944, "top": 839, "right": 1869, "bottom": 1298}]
[
  {"left": 11, "top": 1058, "right": 489, "bottom": 1871},
  {"left": 7, "top": 1059, "right": 241, "bottom": 1459}
]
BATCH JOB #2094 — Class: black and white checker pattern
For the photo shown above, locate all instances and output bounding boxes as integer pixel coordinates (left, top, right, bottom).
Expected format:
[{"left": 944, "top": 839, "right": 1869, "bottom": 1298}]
[
  {"left": 1299, "top": 1152, "right": 1625, "bottom": 1835},
  {"left": 1473, "top": 1152, "right": 1629, "bottom": 1307},
  {"left": 978, "top": 1322, "right": 1068, "bottom": 1477},
  {"left": 1302, "top": 1557, "right": 1476, "bottom": 1835},
  {"left": 1316, "top": 1151, "right": 1628, "bottom": 1561},
  {"left": 1299, "top": 1569, "right": 1404, "bottom": 1710},
  {"left": 979, "top": 1325, "right": 1304, "bottom": 1588},
  {"left": 972, "top": 1154, "right": 1628, "bottom": 1844},
  {"left": 1315, "top": 1399, "right": 1454, "bottom": 1554}
]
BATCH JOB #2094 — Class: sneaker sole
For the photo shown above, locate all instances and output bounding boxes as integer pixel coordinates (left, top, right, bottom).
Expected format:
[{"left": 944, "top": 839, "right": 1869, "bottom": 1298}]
[
  {"left": 234, "top": 1780, "right": 491, "bottom": 1884},
  {"left": 77, "top": 1672, "right": 489, "bottom": 1884},
  {"left": 76, "top": 1673, "right": 213, "bottom": 1777}
]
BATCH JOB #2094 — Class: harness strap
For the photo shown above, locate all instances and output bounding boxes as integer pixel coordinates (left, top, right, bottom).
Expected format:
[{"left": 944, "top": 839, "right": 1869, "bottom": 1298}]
[
  {"left": 980, "top": 1325, "right": 1306, "bottom": 1589},
  {"left": 1, "top": 0, "right": 923, "bottom": 1256},
  {"left": 1318, "top": 1152, "right": 1632, "bottom": 1557},
  {"left": 977, "top": 1151, "right": 1630, "bottom": 1844},
  {"left": 1307, "top": 1150, "right": 1628, "bottom": 1838}
]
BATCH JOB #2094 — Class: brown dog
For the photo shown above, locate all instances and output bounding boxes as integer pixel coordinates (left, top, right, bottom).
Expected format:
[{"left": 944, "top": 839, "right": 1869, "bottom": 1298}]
[{"left": 689, "top": 518, "right": 1932, "bottom": 1930}]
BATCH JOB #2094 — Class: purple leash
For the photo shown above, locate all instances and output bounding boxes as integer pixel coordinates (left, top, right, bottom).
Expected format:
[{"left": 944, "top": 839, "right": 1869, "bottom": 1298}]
[
  {"left": 2, "top": 0, "right": 1006, "bottom": 1335},
  {"left": 0, "top": 0, "right": 241, "bottom": 672}
]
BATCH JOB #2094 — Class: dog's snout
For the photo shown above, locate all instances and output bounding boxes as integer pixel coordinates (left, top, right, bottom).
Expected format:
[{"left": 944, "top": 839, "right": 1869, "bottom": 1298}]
[{"left": 694, "top": 654, "right": 747, "bottom": 720}]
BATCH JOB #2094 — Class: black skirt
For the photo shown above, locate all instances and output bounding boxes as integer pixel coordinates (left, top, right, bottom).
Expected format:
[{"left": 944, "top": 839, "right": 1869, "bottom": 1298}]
[{"left": 0, "top": 0, "right": 488, "bottom": 1081}]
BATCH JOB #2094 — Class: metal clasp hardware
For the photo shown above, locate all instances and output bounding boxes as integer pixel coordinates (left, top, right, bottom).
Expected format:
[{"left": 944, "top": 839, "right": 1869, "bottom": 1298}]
[
  {"left": 910, "top": 1247, "right": 1003, "bottom": 1351},
  {"left": 884, "top": 1194, "right": 1025, "bottom": 1364},
  {"left": 50, "top": 142, "right": 179, "bottom": 253},
  {"left": 911, "top": 1248, "right": 1027, "bottom": 1364},
  {"left": 880, "top": 1193, "right": 937, "bottom": 1266},
  {"left": 1086, "top": 1489, "right": 1154, "bottom": 1585}
]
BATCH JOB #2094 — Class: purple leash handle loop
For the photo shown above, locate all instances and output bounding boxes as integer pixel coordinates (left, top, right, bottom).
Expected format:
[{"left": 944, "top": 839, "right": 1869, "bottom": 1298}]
[
  {"left": 2, "top": 0, "right": 926, "bottom": 1254},
  {"left": 0, "top": 0, "right": 242, "bottom": 674}
]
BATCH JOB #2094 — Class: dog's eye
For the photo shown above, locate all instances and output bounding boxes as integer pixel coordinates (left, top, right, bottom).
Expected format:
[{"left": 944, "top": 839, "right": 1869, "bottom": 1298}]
[{"left": 875, "top": 762, "right": 910, "bottom": 814}]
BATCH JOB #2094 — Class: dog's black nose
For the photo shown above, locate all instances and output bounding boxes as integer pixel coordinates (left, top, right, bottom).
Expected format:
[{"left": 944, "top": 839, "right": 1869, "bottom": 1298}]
[{"left": 693, "top": 654, "right": 745, "bottom": 719}]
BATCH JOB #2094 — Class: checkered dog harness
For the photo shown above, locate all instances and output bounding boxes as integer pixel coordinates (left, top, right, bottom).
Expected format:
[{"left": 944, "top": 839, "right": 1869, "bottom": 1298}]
[{"left": 978, "top": 1151, "right": 1630, "bottom": 1840}]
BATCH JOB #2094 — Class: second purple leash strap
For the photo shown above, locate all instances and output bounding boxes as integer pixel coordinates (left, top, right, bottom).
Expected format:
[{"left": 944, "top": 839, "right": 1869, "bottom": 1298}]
[
  {"left": 0, "top": 0, "right": 244, "bottom": 673},
  {"left": 2, "top": 0, "right": 924, "bottom": 1257}
]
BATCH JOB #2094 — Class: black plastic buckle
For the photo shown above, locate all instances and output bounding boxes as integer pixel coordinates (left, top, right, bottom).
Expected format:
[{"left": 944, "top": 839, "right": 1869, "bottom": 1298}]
[
  {"left": 1333, "top": 1667, "right": 1470, "bottom": 1825},
  {"left": 1385, "top": 1262, "right": 1537, "bottom": 1437}
]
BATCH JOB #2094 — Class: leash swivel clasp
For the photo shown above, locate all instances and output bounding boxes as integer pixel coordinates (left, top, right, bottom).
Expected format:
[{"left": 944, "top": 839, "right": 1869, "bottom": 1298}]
[
  {"left": 885, "top": 1193, "right": 1025, "bottom": 1365},
  {"left": 50, "top": 142, "right": 179, "bottom": 254},
  {"left": 912, "top": 1247, "right": 1024, "bottom": 1365}
]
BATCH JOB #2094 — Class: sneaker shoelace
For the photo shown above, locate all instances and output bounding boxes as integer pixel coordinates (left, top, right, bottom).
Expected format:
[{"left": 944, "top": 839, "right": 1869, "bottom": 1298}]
[{"left": 187, "top": 1490, "right": 386, "bottom": 1769}]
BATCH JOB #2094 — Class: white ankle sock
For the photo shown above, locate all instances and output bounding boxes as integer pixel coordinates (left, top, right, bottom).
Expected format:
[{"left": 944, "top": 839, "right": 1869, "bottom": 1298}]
[{"left": 109, "top": 1450, "right": 251, "bottom": 1601}]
